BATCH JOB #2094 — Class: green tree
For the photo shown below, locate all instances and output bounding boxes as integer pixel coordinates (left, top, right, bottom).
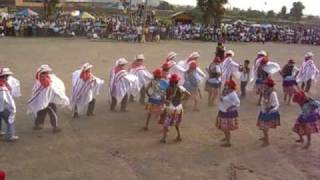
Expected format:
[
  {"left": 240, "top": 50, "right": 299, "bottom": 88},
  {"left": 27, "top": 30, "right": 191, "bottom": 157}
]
[
  {"left": 278, "top": 6, "right": 287, "bottom": 19},
  {"left": 289, "top": 1, "right": 305, "bottom": 21},
  {"left": 266, "top": 10, "right": 276, "bottom": 19},
  {"left": 157, "top": 1, "right": 174, "bottom": 10},
  {"left": 44, "top": 0, "right": 59, "bottom": 18},
  {"left": 197, "top": 0, "right": 228, "bottom": 26}
]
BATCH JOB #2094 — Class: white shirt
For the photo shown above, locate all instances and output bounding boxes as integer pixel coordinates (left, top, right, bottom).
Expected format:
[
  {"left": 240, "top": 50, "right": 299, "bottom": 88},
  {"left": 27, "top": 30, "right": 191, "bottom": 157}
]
[
  {"left": 219, "top": 91, "right": 240, "bottom": 112},
  {"left": 261, "top": 91, "right": 279, "bottom": 113}
]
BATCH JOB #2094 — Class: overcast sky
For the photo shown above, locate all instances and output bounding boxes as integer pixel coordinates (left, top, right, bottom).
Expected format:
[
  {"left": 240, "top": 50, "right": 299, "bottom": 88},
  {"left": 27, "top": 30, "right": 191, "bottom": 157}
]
[{"left": 165, "top": 0, "right": 319, "bottom": 16}]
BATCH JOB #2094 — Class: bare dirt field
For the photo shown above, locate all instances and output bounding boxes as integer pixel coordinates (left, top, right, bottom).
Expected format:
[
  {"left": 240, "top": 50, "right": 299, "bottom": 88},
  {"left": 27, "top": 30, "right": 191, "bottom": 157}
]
[{"left": 0, "top": 38, "right": 319, "bottom": 180}]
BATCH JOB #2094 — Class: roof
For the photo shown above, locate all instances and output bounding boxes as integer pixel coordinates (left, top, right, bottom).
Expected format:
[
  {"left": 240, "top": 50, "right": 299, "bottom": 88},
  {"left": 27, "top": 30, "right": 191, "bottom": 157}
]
[{"left": 170, "top": 11, "right": 193, "bottom": 20}]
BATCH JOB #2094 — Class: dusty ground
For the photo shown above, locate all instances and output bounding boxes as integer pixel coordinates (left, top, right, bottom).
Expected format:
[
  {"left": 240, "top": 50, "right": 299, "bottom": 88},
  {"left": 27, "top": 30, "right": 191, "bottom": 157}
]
[{"left": 0, "top": 38, "right": 319, "bottom": 180}]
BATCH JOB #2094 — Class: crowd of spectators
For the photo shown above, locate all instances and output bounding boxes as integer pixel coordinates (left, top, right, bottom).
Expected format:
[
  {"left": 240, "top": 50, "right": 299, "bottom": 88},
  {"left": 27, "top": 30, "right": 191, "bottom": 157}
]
[{"left": 1, "top": 14, "right": 320, "bottom": 45}]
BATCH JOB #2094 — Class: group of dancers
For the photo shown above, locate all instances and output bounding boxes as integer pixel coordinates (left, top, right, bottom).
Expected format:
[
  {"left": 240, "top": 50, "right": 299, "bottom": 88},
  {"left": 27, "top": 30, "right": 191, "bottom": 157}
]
[{"left": 0, "top": 45, "right": 320, "bottom": 149}]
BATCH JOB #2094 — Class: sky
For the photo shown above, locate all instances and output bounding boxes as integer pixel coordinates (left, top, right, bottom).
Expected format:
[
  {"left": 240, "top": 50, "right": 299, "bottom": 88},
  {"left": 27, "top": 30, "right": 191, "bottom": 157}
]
[{"left": 165, "top": 0, "right": 320, "bottom": 16}]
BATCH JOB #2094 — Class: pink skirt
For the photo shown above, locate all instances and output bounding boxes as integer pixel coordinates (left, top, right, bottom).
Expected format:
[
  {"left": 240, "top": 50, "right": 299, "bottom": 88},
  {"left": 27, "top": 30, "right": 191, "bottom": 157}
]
[
  {"left": 282, "top": 86, "right": 296, "bottom": 95},
  {"left": 293, "top": 121, "right": 320, "bottom": 136},
  {"left": 216, "top": 117, "right": 239, "bottom": 131}
]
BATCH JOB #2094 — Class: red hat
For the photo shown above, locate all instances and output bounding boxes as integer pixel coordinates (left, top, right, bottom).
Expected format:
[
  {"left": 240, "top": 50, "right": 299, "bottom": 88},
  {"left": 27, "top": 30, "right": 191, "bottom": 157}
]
[
  {"left": 189, "top": 60, "right": 197, "bottom": 70},
  {"left": 153, "top": 68, "right": 163, "bottom": 78},
  {"left": 226, "top": 79, "right": 237, "bottom": 90},
  {"left": 293, "top": 90, "right": 307, "bottom": 105},
  {"left": 264, "top": 78, "right": 275, "bottom": 87},
  {"left": 0, "top": 170, "right": 5, "bottom": 180},
  {"left": 169, "top": 74, "right": 180, "bottom": 83},
  {"left": 288, "top": 59, "right": 295, "bottom": 64},
  {"left": 260, "top": 57, "right": 269, "bottom": 65},
  {"left": 162, "top": 62, "right": 173, "bottom": 71},
  {"left": 213, "top": 56, "right": 222, "bottom": 63}
]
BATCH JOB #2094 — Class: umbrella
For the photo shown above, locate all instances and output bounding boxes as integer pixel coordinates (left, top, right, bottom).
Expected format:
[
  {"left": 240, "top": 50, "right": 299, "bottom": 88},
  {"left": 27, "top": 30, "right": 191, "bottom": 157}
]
[
  {"left": 17, "top": 8, "right": 39, "bottom": 17},
  {"left": 80, "top": 12, "right": 95, "bottom": 20}
]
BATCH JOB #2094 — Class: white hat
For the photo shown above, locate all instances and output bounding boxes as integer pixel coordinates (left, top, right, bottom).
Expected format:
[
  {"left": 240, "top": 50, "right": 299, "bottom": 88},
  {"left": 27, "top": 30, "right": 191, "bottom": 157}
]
[
  {"left": 0, "top": 68, "right": 13, "bottom": 76},
  {"left": 135, "top": 54, "right": 145, "bottom": 60},
  {"left": 257, "top": 50, "right": 267, "bottom": 56},
  {"left": 167, "top": 52, "right": 177, "bottom": 60},
  {"left": 81, "top": 62, "right": 93, "bottom": 71},
  {"left": 305, "top": 52, "right": 314, "bottom": 58},
  {"left": 37, "top": 64, "right": 52, "bottom": 74},
  {"left": 226, "top": 50, "right": 235, "bottom": 57},
  {"left": 116, "top": 58, "right": 128, "bottom": 66},
  {"left": 188, "top": 52, "right": 200, "bottom": 59}
]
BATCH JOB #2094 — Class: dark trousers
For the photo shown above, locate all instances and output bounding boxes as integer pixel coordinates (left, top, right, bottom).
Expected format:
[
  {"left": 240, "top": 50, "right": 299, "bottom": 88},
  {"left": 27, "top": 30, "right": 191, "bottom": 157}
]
[
  {"left": 241, "top": 81, "right": 248, "bottom": 97},
  {"left": 301, "top": 79, "right": 312, "bottom": 92},
  {"left": 74, "top": 99, "right": 96, "bottom": 117},
  {"left": 110, "top": 94, "right": 128, "bottom": 111},
  {"left": 129, "top": 86, "right": 146, "bottom": 104},
  {"left": 35, "top": 103, "right": 58, "bottom": 128}
]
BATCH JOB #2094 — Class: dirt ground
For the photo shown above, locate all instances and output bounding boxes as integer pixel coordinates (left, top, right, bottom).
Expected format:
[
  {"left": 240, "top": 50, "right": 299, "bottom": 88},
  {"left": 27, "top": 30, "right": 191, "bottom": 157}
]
[{"left": 0, "top": 38, "right": 319, "bottom": 180}]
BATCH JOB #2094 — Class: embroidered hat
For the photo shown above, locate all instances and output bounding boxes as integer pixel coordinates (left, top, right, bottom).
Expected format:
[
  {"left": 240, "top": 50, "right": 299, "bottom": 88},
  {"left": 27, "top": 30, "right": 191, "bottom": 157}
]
[
  {"left": 257, "top": 50, "right": 267, "bottom": 56},
  {"left": 226, "top": 50, "right": 235, "bottom": 57},
  {"left": 0, "top": 68, "right": 13, "bottom": 77},
  {"left": 135, "top": 54, "right": 145, "bottom": 60},
  {"left": 305, "top": 52, "right": 314, "bottom": 58},
  {"left": 166, "top": 52, "right": 177, "bottom": 61},
  {"left": 116, "top": 58, "right": 128, "bottom": 66},
  {"left": 37, "top": 64, "right": 52, "bottom": 74},
  {"left": 0, "top": 170, "right": 5, "bottom": 180},
  {"left": 81, "top": 62, "right": 93, "bottom": 71},
  {"left": 188, "top": 52, "right": 200, "bottom": 60}
]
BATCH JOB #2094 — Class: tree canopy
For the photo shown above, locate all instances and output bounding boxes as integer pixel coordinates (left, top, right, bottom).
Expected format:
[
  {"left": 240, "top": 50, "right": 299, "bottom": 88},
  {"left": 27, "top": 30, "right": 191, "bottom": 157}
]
[
  {"left": 289, "top": 1, "right": 305, "bottom": 21},
  {"left": 197, "top": 0, "right": 228, "bottom": 26}
]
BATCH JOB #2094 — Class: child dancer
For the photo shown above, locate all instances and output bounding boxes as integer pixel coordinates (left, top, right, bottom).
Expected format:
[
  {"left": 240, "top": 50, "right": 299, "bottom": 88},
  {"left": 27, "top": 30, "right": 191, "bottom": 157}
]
[
  {"left": 144, "top": 69, "right": 167, "bottom": 131},
  {"left": 183, "top": 61, "right": 202, "bottom": 111},
  {"left": 0, "top": 68, "right": 20, "bottom": 141},
  {"left": 161, "top": 74, "right": 190, "bottom": 143},
  {"left": 281, "top": 59, "right": 299, "bottom": 104},
  {"left": 216, "top": 79, "right": 240, "bottom": 147},
  {"left": 257, "top": 78, "right": 280, "bottom": 146},
  {"left": 239, "top": 60, "right": 250, "bottom": 97},
  {"left": 296, "top": 52, "right": 319, "bottom": 93},
  {"left": 205, "top": 57, "right": 222, "bottom": 106},
  {"left": 292, "top": 91, "right": 320, "bottom": 149}
]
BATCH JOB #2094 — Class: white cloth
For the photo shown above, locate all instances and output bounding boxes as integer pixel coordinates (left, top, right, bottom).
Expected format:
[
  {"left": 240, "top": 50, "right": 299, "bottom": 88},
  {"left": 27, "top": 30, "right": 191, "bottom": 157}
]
[
  {"left": 251, "top": 57, "right": 263, "bottom": 82},
  {"left": 261, "top": 91, "right": 279, "bottom": 113},
  {"left": 108, "top": 68, "right": 140, "bottom": 103},
  {"left": 297, "top": 60, "right": 319, "bottom": 83},
  {"left": 221, "top": 57, "right": 240, "bottom": 84},
  {"left": 129, "top": 65, "right": 153, "bottom": 92},
  {"left": 0, "top": 84, "right": 16, "bottom": 124},
  {"left": 176, "top": 60, "right": 206, "bottom": 84},
  {"left": 70, "top": 70, "right": 104, "bottom": 113},
  {"left": 27, "top": 74, "right": 70, "bottom": 116},
  {"left": 219, "top": 91, "right": 240, "bottom": 112},
  {"left": 7, "top": 76, "right": 21, "bottom": 98}
]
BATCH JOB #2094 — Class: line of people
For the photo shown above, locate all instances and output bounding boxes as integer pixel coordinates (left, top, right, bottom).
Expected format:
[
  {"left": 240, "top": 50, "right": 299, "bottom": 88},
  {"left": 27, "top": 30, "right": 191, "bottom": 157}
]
[{"left": 0, "top": 49, "right": 320, "bottom": 149}]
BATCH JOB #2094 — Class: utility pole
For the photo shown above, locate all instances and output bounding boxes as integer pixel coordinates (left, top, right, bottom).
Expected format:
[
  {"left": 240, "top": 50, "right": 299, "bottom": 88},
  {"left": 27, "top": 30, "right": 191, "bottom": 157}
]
[{"left": 144, "top": 0, "right": 148, "bottom": 25}]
